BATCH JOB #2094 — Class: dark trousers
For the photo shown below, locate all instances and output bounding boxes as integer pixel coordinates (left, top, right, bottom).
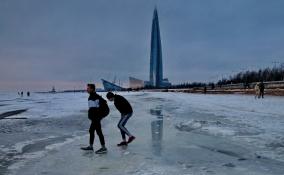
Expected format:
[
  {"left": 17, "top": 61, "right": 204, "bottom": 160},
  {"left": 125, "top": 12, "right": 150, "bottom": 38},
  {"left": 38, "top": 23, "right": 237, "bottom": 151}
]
[
  {"left": 89, "top": 116, "right": 105, "bottom": 146},
  {"left": 260, "top": 90, "right": 264, "bottom": 98},
  {"left": 118, "top": 113, "right": 132, "bottom": 140}
]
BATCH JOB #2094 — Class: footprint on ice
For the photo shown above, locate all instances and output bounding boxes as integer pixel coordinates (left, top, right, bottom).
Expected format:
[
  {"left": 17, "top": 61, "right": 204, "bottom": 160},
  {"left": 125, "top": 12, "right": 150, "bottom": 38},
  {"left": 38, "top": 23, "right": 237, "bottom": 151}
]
[
  {"left": 238, "top": 158, "right": 247, "bottom": 161},
  {"left": 177, "top": 161, "right": 193, "bottom": 169},
  {"left": 99, "top": 167, "right": 109, "bottom": 170},
  {"left": 223, "top": 163, "right": 236, "bottom": 168}
]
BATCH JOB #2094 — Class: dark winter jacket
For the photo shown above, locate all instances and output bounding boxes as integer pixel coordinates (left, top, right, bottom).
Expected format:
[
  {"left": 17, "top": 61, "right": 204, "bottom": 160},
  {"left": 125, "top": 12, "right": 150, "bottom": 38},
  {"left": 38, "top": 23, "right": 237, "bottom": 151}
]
[
  {"left": 88, "top": 92, "right": 109, "bottom": 120},
  {"left": 259, "top": 82, "right": 265, "bottom": 92},
  {"left": 114, "top": 95, "right": 133, "bottom": 115}
]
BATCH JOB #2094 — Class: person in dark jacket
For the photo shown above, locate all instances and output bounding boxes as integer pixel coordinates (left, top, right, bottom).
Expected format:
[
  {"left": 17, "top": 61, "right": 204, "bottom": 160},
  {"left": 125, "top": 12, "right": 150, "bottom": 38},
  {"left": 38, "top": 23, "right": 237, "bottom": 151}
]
[
  {"left": 106, "top": 92, "right": 135, "bottom": 146},
  {"left": 81, "top": 84, "right": 109, "bottom": 154},
  {"left": 259, "top": 81, "right": 265, "bottom": 98}
]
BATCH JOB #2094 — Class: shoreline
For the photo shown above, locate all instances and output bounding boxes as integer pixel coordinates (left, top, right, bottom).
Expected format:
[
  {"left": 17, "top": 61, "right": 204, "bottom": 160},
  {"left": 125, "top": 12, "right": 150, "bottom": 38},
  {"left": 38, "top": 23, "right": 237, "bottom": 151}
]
[{"left": 144, "top": 88, "right": 284, "bottom": 96}]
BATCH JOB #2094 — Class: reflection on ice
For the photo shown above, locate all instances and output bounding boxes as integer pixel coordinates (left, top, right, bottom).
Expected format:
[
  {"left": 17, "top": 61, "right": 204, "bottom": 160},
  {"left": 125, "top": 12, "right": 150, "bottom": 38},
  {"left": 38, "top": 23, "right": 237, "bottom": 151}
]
[
  {"left": 151, "top": 120, "right": 163, "bottom": 156},
  {"left": 150, "top": 109, "right": 163, "bottom": 119},
  {"left": 150, "top": 108, "right": 164, "bottom": 156}
]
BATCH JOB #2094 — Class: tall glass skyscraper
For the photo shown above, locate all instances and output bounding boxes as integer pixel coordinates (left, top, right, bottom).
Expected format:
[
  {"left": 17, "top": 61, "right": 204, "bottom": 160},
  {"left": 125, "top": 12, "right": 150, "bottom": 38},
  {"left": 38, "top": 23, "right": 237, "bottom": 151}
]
[{"left": 150, "top": 8, "right": 163, "bottom": 87}]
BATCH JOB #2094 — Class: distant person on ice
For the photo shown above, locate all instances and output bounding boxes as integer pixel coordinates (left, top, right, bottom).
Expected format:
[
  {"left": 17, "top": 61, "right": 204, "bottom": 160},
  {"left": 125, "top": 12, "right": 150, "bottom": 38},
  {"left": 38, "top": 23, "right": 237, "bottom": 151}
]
[
  {"left": 254, "top": 82, "right": 260, "bottom": 99},
  {"left": 259, "top": 81, "right": 265, "bottom": 98},
  {"left": 106, "top": 92, "right": 136, "bottom": 146},
  {"left": 81, "top": 84, "right": 109, "bottom": 154},
  {"left": 254, "top": 81, "right": 265, "bottom": 99}
]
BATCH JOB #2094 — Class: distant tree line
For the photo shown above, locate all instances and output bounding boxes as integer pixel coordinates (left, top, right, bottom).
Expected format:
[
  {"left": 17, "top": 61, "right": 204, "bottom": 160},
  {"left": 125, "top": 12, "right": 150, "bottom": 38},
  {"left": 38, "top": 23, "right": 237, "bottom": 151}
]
[
  {"left": 142, "top": 82, "right": 215, "bottom": 90},
  {"left": 139, "top": 65, "right": 284, "bottom": 90},
  {"left": 217, "top": 65, "right": 284, "bottom": 86},
  {"left": 169, "top": 82, "right": 206, "bottom": 89}
]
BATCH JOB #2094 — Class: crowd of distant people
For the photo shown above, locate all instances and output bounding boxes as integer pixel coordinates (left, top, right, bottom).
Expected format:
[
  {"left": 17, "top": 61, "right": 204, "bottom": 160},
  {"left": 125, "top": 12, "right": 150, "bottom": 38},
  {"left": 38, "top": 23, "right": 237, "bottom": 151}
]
[{"left": 18, "top": 91, "right": 30, "bottom": 97}]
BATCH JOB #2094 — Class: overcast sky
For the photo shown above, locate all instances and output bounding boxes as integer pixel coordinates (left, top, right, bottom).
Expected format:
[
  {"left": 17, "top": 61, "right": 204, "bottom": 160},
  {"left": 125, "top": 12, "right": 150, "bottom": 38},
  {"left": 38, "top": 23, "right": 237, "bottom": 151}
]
[{"left": 1, "top": 0, "right": 284, "bottom": 91}]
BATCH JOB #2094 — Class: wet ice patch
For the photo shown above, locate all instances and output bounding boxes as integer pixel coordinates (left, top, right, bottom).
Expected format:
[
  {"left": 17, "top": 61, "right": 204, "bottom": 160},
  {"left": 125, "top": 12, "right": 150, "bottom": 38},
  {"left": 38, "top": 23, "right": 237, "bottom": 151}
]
[
  {"left": 12, "top": 136, "right": 57, "bottom": 153},
  {"left": 175, "top": 120, "right": 236, "bottom": 137},
  {"left": 175, "top": 120, "right": 203, "bottom": 132},
  {"left": 202, "top": 126, "right": 236, "bottom": 136},
  {"left": 45, "top": 137, "right": 78, "bottom": 151},
  {"left": 255, "top": 137, "right": 284, "bottom": 162},
  {"left": 266, "top": 138, "right": 284, "bottom": 149},
  {"left": 8, "top": 151, "right": 46, "bottom": 172},
  {"left": 4, "top": 135, "right": 85, "bottom": 174},
  {"left": 175, "top": 117, "right": 265, "bottom": 139}
]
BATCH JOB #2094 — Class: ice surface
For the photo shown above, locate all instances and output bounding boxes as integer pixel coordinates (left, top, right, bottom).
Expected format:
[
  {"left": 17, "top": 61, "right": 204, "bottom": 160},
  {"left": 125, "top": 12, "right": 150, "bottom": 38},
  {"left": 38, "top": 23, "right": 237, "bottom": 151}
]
[{"left": 1, "top": 92, "right": 284, "bottom": 174}]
